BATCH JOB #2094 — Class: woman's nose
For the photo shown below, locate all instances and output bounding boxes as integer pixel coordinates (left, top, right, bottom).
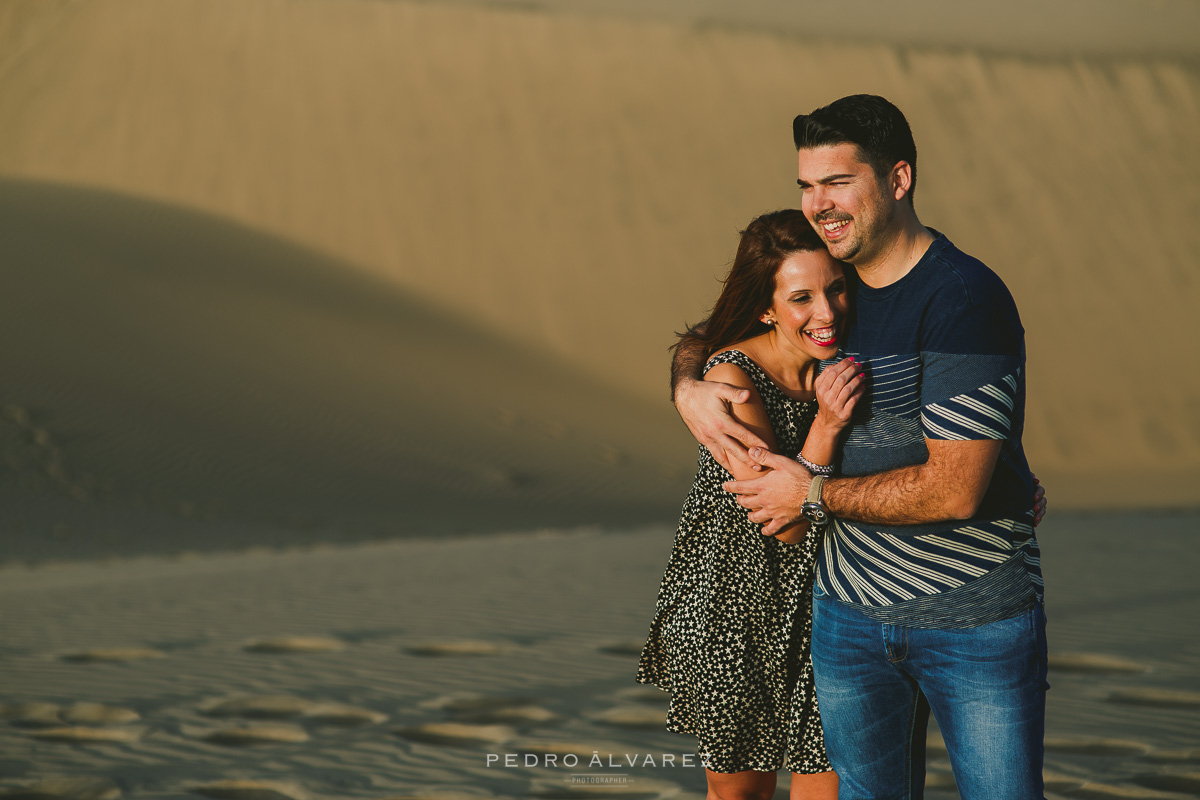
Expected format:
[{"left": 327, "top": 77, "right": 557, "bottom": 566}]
[{"left": 813, "top": 294, "right": 835, "bottom": 323}]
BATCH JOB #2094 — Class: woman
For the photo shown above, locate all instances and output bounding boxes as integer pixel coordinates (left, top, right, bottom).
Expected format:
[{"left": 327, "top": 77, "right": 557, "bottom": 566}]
[{"left": 637, "top": 209, "right": 857, "bottom": 800}]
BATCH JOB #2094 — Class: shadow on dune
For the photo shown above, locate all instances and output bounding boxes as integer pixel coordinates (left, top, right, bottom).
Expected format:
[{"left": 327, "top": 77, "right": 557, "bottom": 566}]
[{"left": 0, "top": 179, "right": 693, "bottom": 561}]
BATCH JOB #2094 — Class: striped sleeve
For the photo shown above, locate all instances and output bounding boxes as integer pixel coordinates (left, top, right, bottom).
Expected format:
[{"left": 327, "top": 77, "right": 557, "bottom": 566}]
[{"left": 922, "top": 370, "right": 1019, "bottom": 441}]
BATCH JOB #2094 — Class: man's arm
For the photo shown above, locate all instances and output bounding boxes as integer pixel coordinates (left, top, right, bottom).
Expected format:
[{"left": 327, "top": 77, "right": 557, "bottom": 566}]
[
  {"left": 670, "top": 326, "right": 769, "bottom": 470},
  {"left": 723, "top": 438, "right": 1001, "bottom": 536},
  {"left": 823, "top": 439, "right": 1001, "bottom": 524},
  {"left": 669, "top": 329, "right": 710, "bottom": 401}
]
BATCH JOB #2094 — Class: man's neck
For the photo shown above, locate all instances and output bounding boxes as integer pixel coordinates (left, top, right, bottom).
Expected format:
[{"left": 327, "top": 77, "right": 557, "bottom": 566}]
[{"left": 853, "top": 212, "right": 935, "bottom": 289}]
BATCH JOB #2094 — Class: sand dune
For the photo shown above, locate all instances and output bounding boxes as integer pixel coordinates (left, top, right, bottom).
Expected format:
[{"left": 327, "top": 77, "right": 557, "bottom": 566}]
[
  {"left": 0, "top": 178, "right": 696, "bottom": 561},
  {"left": 0, "top": 0, "right": 1196, "bottom": 514}
]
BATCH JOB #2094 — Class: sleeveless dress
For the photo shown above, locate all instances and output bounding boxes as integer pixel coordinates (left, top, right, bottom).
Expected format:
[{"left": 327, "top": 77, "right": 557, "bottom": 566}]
[{"left": 636, "top": 349, "right": 831, "bottom": 775}]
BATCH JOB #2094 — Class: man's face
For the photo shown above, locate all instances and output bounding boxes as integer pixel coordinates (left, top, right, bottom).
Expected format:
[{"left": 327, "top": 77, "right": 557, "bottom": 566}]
[{"left": 796, "top": 143, "right": 897, "bottom": 266}]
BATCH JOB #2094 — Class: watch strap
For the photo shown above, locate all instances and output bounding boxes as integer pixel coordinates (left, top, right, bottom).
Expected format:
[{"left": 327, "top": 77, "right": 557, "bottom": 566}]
[{"left": 806, "top": 474, "right": 825, "bottom": 506}]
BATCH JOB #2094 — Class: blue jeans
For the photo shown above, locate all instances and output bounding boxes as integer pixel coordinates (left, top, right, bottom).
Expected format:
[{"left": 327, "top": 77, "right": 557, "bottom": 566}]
[{"left": 811, "top": 589, "right": 1048, "bottom": 800}]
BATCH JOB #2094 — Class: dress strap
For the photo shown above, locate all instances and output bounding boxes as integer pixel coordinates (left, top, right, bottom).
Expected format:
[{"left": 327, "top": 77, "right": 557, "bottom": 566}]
[{"left": 703, "top": 349, "right": 785, "bottom": 406}]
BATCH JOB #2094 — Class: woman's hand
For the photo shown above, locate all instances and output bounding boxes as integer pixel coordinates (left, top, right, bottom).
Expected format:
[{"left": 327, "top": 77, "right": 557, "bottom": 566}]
[
  {"left": 772, "top": 525, "right": 807, "bottom": 545},
  {"left": 812, "top": 357, "right": 866, "bottom": 433}
]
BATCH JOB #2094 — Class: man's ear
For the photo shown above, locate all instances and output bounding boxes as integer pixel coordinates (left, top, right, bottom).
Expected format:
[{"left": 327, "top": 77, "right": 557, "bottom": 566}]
[{"left": 891, "top": 161, "right": 913, "bottom": 201}]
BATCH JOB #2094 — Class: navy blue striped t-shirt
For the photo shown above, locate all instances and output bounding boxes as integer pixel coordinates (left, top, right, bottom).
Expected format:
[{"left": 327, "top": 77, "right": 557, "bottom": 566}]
[{"left": 815, "top": 232, "right": 1043, "bottom": 628}]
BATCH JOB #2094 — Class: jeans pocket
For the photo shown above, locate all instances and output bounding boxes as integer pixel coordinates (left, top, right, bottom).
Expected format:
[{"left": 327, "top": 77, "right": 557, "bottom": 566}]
[{"left": 813, "top": 582, "right": 827, "bottom": 599}]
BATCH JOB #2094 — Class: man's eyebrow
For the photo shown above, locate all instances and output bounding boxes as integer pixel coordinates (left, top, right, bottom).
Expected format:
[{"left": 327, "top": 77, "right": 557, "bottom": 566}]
[{"left": 796, "top": 173, "right": 856, "bottom": 186}]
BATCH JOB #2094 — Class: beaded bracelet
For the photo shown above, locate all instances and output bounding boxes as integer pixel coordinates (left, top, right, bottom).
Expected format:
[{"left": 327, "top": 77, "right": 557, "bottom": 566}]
[{"left": 796, "top": 450, "right": 835, "bottom": 476}]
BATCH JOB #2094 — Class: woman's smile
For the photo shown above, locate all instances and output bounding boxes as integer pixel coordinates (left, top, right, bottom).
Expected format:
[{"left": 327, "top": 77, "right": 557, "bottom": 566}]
[
  {"left": 762, "top": 250, "right": 849, "bottom": 363},
  {"left": 804, "top": 325, "right": 839, "bottom": 347}
]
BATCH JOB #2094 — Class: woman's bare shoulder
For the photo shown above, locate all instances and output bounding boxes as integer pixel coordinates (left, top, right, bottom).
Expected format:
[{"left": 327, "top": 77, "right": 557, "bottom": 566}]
[{"left": 706, "top": 337, "right": 766, "bottom": 387}]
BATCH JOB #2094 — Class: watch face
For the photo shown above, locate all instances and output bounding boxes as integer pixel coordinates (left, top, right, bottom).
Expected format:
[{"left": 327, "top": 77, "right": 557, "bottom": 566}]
[{"left": 802, "top": 503, "right": 827, "bottom": 525}]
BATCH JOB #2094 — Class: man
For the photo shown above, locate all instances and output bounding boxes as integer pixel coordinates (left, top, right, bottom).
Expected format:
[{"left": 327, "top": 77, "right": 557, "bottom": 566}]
[{"left": 672, "top": 95, "right": 1047, "bottom": 798}]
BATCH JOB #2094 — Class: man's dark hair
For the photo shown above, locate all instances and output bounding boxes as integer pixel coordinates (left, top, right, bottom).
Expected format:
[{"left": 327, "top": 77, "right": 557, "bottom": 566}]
[{"left": 792, "top": 94, "right": 918, "bottom": 205}]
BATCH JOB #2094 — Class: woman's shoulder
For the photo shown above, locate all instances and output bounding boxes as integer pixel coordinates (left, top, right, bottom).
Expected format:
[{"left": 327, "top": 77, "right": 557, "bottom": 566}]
[
  {"left": 700, "top": 340, "right": 768, "bottom": 381},
  {"left": 706, "top": 337, "right": 769, "bottom": 377},
  {"left": 704, "top": 342, "right": 772, "bottom": 393}
]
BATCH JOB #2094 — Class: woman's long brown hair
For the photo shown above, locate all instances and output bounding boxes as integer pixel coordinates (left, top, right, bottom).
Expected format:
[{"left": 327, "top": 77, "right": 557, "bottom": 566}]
[{"left": 675, "top": 209, "right": 828, "bottom": 359}]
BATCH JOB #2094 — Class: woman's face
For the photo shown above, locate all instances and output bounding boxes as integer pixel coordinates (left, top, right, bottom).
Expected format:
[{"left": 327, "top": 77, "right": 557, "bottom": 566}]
[{"left": 761, "top": 250, "right": 849, "bottom": 360}]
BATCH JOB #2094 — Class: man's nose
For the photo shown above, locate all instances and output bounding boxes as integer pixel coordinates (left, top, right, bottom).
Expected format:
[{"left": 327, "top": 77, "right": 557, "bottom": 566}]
[{"left": 808, "top": 186, "right": 833, "bottom": 213}]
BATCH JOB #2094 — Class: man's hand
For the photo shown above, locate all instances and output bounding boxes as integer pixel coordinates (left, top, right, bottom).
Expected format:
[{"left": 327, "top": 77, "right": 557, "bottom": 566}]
[
  {"left": 722, "top": 447, "right": 814, "bottom": 536},
  {"left": 675, "top": 378, "right": 770, "bottom": 472},
  {"left": 1032, "top": 473, "right": 1047, "bottom": 527}
]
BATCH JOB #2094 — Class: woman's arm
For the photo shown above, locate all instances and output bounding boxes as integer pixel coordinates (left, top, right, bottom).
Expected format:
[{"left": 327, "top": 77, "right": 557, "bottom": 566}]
[
  {"left": 703, "top": 362, "right": 810, "bottom": 545},
  {"left": 673, "top": 334, "right": 770, "bottom": 472},
  {"left": 799, "top": 357, "right": 867, "bottom": 469}
]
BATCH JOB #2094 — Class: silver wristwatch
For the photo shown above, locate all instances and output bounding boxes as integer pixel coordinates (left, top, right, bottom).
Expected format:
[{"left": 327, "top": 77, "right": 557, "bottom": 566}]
[{"left": 801, "top": 474, "right": 830, "bottom": 527}]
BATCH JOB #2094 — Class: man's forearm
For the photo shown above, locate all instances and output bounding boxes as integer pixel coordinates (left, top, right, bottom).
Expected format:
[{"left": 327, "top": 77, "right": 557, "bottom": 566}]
[
  {"left": 823, "top": 440, "right": 1001, "bottom": 526},
  {"left": 824, "top": 465, "right": 955, "bottom": 526},
  {"left": 670, "top": 324, "right": 710, "bottom": 400}
]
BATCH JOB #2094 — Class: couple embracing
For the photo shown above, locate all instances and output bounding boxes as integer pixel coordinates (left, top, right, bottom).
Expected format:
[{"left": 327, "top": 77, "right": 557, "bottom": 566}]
[{"left": 637, "top": 95, "right": 1050, "bottom": 800}]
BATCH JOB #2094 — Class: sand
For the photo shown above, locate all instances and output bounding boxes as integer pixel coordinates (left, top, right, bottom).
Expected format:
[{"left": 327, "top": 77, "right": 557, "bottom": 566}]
[
  {"left": 2, "top": 513, "right": 1199, "bottom": 799},
  {"left": 0, "top": 1, "right": 1198, "bottom": 796}
]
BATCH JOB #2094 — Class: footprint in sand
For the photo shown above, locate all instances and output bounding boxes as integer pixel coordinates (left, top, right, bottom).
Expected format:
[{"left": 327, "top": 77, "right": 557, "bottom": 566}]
[
  {"left": 1044, "top": 737, "right": 1153, "bottom": 757},
  {"left": 1049, "top": 652, "right": 1151, "bottom": 675},
  {"left": 394, "top": 722, "right": 516, "bottom": 746},
  {"left": 202, "top": 695, "right": 385, "bottom": 726},
  {"left": 28, "top": 727, "right": 143, "bottom": 744},
  {"left": 405, "top": 640, "right": 511, "bottom": 657},
  {"left": 423, "top": 693, "right": 556, "bottom": 725},
  {"left": 588, "top": 706, "right": 665, "bottom": 730},
  {"left": 60, "top": 703, "right": 140, "bottom": 725},
  {"left": 2, "top": 702, "right": 138, "bottom": 728},
  {"left": 421, "top": 693, "right": 537, "bottom": 713},
  {"left": 1042, "top": 770, "right": 1085, "bottom": 793},
  {"left": 0, "top": 777, "right": 121, "bottom": 800},
  {"left": 614, "top": 686, "right": 669, "bottom": 706},
  {"left": 1143, "top": 748, "right": 1200, "bottom": 764},
  {"left": 202, "top": 725, "right": 309, "bottom": 746},
  {"left": 189, "top": 780, "right": 308, "bottom": 800},
  {"left": 203, "top": 696, "right": 314, "bottom": 719},
  {"left": 243, "top": 636, "right": 345, "bottom": 654},
  {"left": 454, "top": 706, "right": 558, "bottom": 725},
  {"left": 0, "top": 702, "right": 63, "bottom": 727},
  {"left": 60, "top": 648, "right": 165, "bottom": 664},
  {"left": 1133, "top": 773, "right": 1200, "bottom": 794},
  {"left": 596, "top": 641, "right": 644, "bottom": 657},
  {"left": 1106, "top": 688, "right": 1200, "bottom": 709},
  {"left": 304, "top": 703, "right": 387, "bottom": 726}
]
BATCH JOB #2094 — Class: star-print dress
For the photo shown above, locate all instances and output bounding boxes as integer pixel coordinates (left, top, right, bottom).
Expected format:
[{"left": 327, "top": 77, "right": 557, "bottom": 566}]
[{"left": 636, "top": 349, "right": 831, "bottom": 775}]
